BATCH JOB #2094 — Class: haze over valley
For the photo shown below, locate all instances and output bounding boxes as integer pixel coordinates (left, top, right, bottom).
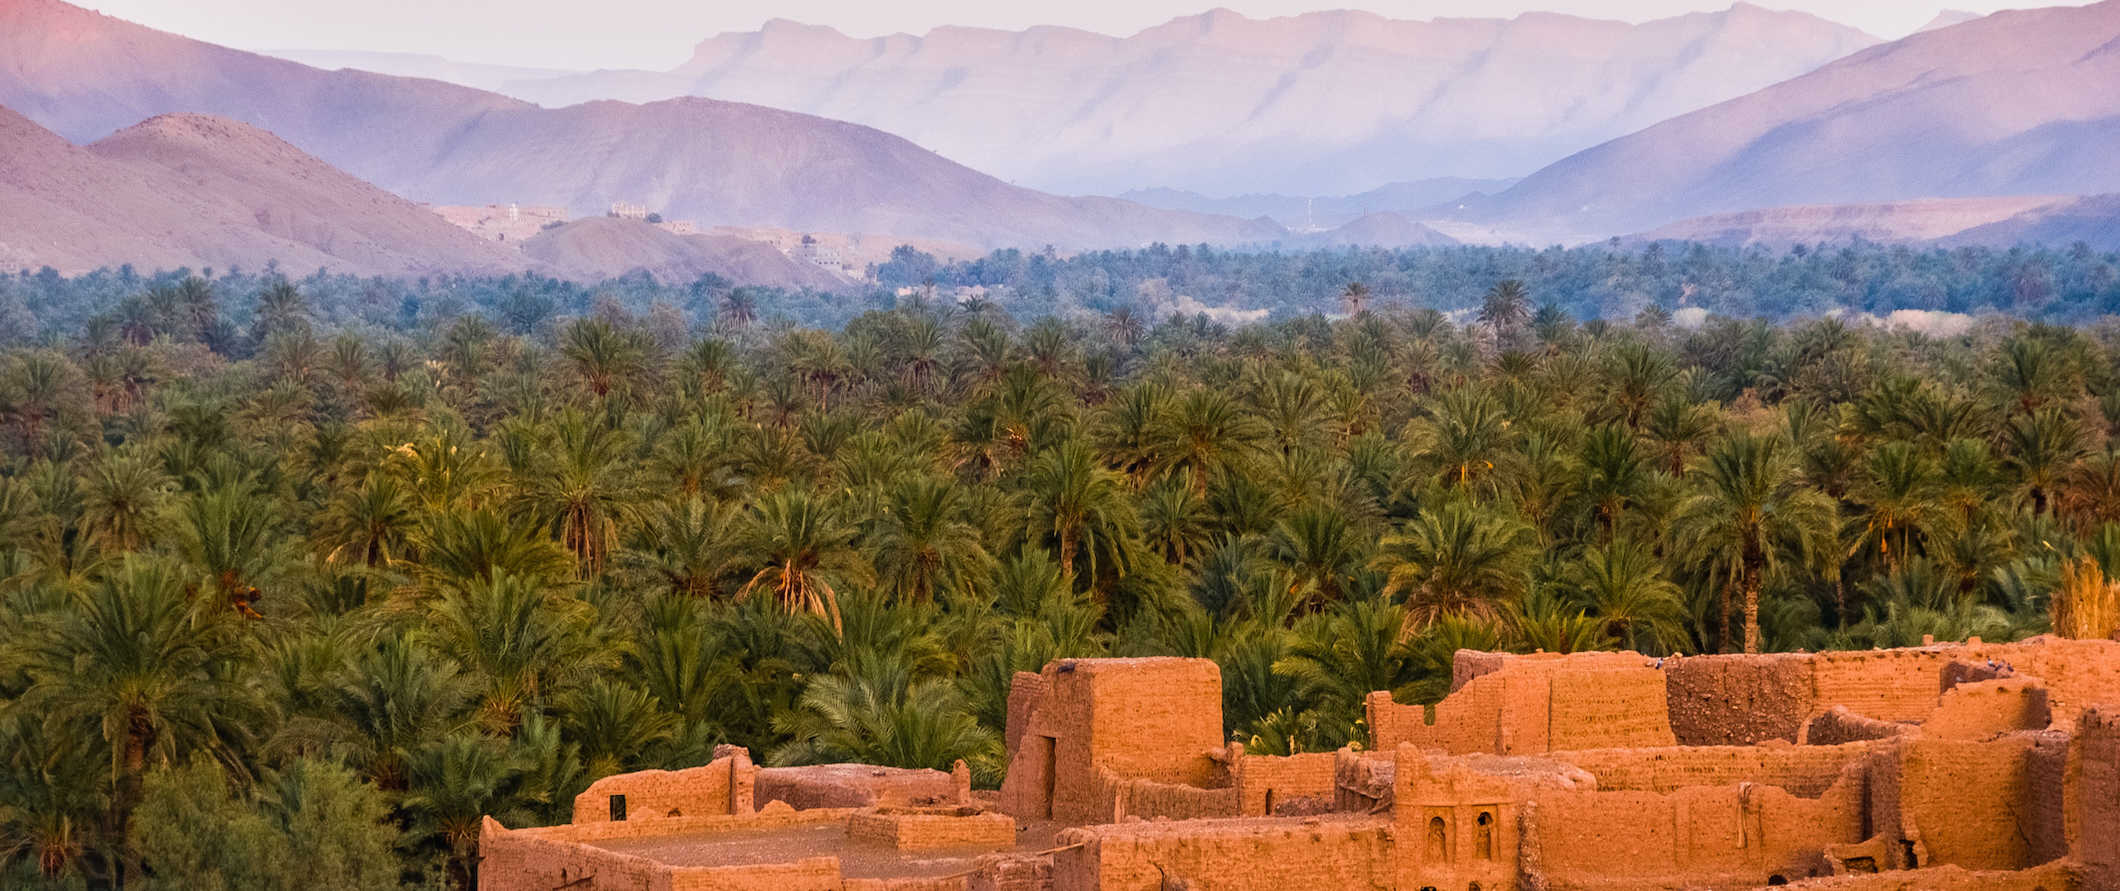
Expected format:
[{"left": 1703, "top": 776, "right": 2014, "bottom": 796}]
[{"left": 0, "top": 0, "right": 2116, "bottom": 285}]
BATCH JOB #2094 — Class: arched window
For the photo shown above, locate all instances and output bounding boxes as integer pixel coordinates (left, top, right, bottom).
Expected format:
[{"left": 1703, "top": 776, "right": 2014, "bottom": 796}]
[
  {"left": 1475, "top": 811, "right": 1494, "bottom": 860},
  {"left": 1427, "top": 816, "right": 1448, "bottom": 861}
]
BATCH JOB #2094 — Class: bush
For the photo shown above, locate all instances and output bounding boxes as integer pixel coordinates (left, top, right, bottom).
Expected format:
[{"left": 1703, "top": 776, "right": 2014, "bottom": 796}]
[{"left": 133, "top": 759, "right": 400, "bottom": 891}]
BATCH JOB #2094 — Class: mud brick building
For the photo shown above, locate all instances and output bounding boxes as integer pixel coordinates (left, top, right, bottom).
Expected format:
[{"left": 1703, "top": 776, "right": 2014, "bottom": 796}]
[{"left": 479, "top": 637, "right": 2120, "bottom": 890}]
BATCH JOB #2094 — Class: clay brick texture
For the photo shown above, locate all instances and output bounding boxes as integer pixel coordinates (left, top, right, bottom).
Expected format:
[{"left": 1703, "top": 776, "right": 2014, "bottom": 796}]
[{"left": 481, "top": 645, "right": 2120, "bottom": 891}]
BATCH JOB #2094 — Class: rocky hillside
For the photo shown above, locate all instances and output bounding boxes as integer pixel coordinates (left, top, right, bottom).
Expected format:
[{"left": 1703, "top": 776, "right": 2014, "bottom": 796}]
[
  {"left": 485, "top": 5, "right": 1875, "bottom": 195},
  {"left": 0, "top": 107, "right": 526, "bottom": 276},
  {"left": 1462, "top": 0, "right": 2120, "bottom": 242},
  {"left": 0, "top": 0, "right": 1279, "bottom": 252}
]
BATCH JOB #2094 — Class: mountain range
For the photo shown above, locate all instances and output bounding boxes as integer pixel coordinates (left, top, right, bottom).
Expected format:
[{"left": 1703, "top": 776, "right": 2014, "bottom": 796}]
[
  {"left": 0, "top": 107, "right": 525, "bottom": 276},
  {"left": 1458, "top": 0, "right": 2120, "bottom": 242},
  {"left": 293, "top": 5, "right": 1878, "bottom": 197},
  {"left": 2, "top": 0, "right": 2118, "bottom": 282},
  {"left": 0, "top": 0, "right": 1278, "bottom": 253}
]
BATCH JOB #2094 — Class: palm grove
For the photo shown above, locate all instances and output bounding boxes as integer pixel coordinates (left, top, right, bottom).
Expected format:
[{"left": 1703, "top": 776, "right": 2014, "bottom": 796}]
[{"left": 2, "top": 271, "right": 2120, "bottom": 888}]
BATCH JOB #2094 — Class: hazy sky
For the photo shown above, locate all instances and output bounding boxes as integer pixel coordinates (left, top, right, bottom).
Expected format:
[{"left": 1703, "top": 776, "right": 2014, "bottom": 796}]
[{"left": 85, "top": 0, "right": 2090, "bottom": 70}]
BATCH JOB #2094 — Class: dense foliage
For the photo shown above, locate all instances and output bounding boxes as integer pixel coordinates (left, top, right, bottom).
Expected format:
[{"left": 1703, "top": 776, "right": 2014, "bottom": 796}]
[
  {"left": 6, "top": 237, "right": 2120, "bottom": 345},
  {"left": 4, "top": 267, "right": 2120, "bottom": 887},
  {"left": 875, "top": 239, "right": 2120, "bottom": 322}
]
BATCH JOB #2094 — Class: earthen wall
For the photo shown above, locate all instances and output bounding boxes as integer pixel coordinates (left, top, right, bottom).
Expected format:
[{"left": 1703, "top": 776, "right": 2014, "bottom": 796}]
[
  {"left": 1051, "top": 816, "right": 1395, "bottom": 891},
  {"left": 1000, "top": 658, "right": 1222, "bottom": 824},
  {"left": 1235, "top": 751, "right": 1338, "bottom": 815},
  {"left": 1549, "top": 742, "right": 1870, "bottom": 797},
  {"left": 1877, "top": 736, "right": 2043, "bottom": 870},
  {"left": 1100, "top": 769, "right": 1240, "bottom": 822},
  {"left": 755, "top": 764, "right": 959, "bottom": 810},
  {"left": 572, "top": 751, "right": 755, "bottom": 823},
  {"left": 1369, "top": 658, "right": 1673, "bottom": 755},
  {"left": 2069, "top": 707, "right": 2120, "bottom": 888},
  {"left": 1524, "top": 776, "right": 1865, "bottom": 888},
  {"left": 846, "top": 810, "right": 1016, "bottom": 852}
]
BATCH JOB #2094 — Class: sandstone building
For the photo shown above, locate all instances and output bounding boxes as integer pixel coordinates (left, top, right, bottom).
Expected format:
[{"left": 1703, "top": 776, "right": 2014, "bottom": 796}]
[{"left": 479, "top": 637, "right": 2120, "bottom": 890}]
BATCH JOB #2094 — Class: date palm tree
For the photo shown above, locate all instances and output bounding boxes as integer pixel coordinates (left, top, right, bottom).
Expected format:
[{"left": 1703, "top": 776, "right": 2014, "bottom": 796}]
[
  {"left": 1340, "top": 281, "right": 1372, "bottom": 316},
  {"left": 870, "top": 476, "right": 991, "bottom": 604},
  {"left": 1578, "top": 423, "right": 1650, "bottom": 539},
  {"left": 426, "top": 571, "right": 611, "bottom": 734},
  {"left": 1562, "top": 538, "right": 1689, "bottom": 653},
  {"left": 1375, "top": 501, "right": 1535, "bottom": 628},
  {"left": 401, "top": 733, "right": 528, "bottom": 890},
  {"left": 79, "top": 447, "right": 170, "bottom": 555},
  {"left": 1273, "top": 598, "right": 1420, "bottom": 748},
  {"left": 768, "top": 654, "right": 998, "bottom": 772},
  {"left": 14, "top": 557, "right": 256, "bottom": 880},
  {"left": 1408, "top": 386, "right": 1512, "bottom": 495},
  {"left": 1267, "top": 503, "right": 1363, "bottom": 609},
  {"left": 314, "top": 473, "right": 417, "bottom": 568},
  {"left": 1153, "top": 388, "right": 1268, "bottom": 492},
  {"left": 624, "top": 497, "right": 736, "bottom": 599},
  {"left": 1139, "top": 474, "right": 1211, "bottom": 566},
  {"left": 1672, "top": 432, "right": 1837, "bottom": 653},
  {"left": 737, "top": 490, "right": 870, "bottom": 631},
  {"left": 1477, "top": 279, "right": 1532, "bottom": 347},
  {"left": 2002, "top": 406, "right": 2085, "bottom": 516},
  {"left": 174, "top": 482, "right": 294, "bottom": 617},
  {"left": 514, "top": 412, "right": 642, "bottom": 576},
  {"left": 415, "top": 508, "right": 575, "bottom": 590},
  {"left": 559, "top": 317, "right": 650, "bottom": 403},
  {"left": 1848, "top": 441, "right": 1943, "bottom": 572},
  {"left": 1013, "top": 440, "right": 1137, "bottom": 591},
  {"left": 1644, "top": 394, "right": 1718, "bottom": 475},
  {"left": 310, "top": 633, "right": 476, "bottom": 790}
]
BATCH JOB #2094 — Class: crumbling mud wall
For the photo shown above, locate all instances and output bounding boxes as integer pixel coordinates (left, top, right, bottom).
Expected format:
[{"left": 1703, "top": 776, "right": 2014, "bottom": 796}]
[
  {"left": 1523, "top": 774, "right": 1866, "bottom": 888},
  {"left": 1100, "top": 769, "right": 1240, "bottom": 822},
  {"left": 572, "top": 749, "right": 757, "bottom": 823},
  {"left": 1051, "top": 816, "right": 1395, "bottom": 891},
  {"left": 1235, "top": 751, "right": 1338, "bottom": 816},
  {"left": 1808, "top": 649, "right": 1971, "bottom": 724},
  {"left": 1989, "top": 638, "right": 2120, "bottom": 728},
  {"left": 1869, "top": 735, "right": 2056, "bottom": 871},
  {"left": 1550, "top": 742, "right": 1871, "bottom": 797},
  {"left": 1666, "top": 637, "right": 2120, "bottom": 745},
  {"left": 1000, "top": 658, "right": 1223, "bottom": 824},
  {"left": 479, "top": 816, "right": 675, "bottom": 891},
  {"left": 755, "top": 763, "right": 963, "bottom": 810},
  {"left": 2068, "top": 707, "right": 2120, "bottom": 888},
  {"left": 1923, "top": 678, "right": 2051, "bottom": 740},
  {"left": 1800, "top": 708, "right": 1911, "bottom": 746},
  {"left": 1004, "top": 671, "right": 1047, "bottom": 762},
  {"left": 1369, "top": 656, "right": 1675, "bottom": 755},
  {"left": 1664, "top": 653, "right": 1814, "bottom": 745},
  {"left": 846, "top": 809, "right": 1016, "bottom": 852},
  {"left": 478, "top": 815, "right": 846, "bottom": 891},
  {"left": 1448, "top": 649, "right": 1647, "bottom": 693}
]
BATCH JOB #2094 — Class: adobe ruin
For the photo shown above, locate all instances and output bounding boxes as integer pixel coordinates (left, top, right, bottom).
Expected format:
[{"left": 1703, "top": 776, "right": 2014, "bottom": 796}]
[{"left": 478, "top": 639, "right": 2120, "bottom": 890}]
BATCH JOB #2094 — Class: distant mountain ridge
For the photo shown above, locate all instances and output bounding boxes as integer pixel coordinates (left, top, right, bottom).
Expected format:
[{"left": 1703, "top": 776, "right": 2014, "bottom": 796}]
[
  {"left": 0, "top": 0, "right": 1285, "bottom": 253},
  {"left": 0, "top": 106, "right": 528, "bottom": 276},
  {"left": 1460, "top": 0, "right": 2120, "bottom": 242},
  {"left": 1626, "top": 197, "right": 2071, "bottom": 249},
  {"left": 263, "top": 49, "right": 578, "bottom": 94},
  {"left": 456, "top": 5, "right": 1876, "bottom": 195}
]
